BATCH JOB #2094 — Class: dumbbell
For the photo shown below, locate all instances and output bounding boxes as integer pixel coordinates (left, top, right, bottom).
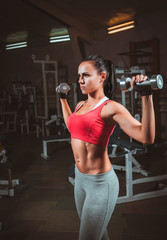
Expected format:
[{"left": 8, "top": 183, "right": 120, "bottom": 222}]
[
  {"left": 56, "top": 83, "right": 70, "bottom": 98},
  {"left": 120, "top": 74, "right": 163, "bottom": 92},
  {"left": 56, "top": 83, "right": 70, "bottom": 94}
]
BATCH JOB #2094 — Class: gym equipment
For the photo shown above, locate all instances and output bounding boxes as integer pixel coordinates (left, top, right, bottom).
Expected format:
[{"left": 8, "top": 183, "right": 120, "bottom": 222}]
[
  {"left": 0, "top": 166, "right": 20, "bottom": 232},
  {"left": 0, "top": 168, "right": 20, "bottom": 198},
  {"left": 56, "top": 83, "right": 71, "bottom": 99},
  {"left": 0, "top": 136, "right": 20, "bottom": 197},
  {"left": 56, "top": 83, "right": 70, "bottom": 95},
  {"left": 0, "top": 132, "right": 7, "bottom": 164},
  {"left": 55, "top": 82, "right": 77, "bottom": 110},
  {"left": 116, "top": 66, "right": 146, "bottom": 108},
  {"left": 32, "top": 55, "right": 59, "bottom": 137},
  {"left": 42, "top": 114, "right": 70, "bottom": 160},
  {"left": 107, "top": 127, "right": 167, "bottom": 203},
  {"left": 0, "top": 149, "right": 7, "bottom": 164},
  {"left": 32, "top": 54, "right": 59, "bottom": 119},
  {"left": 41, "top": 134, "right": 71, "bottom": 160},
  {"left": 119, "top": 74, "right": 163, "bottom": 92},
  {"left": 12, "top": 81, "right": 37, "bottom": 135},
  {"left": 0, "top": 112, "right": 17, "bottom": 133},
  {"left": 45, "top": 114, "right": 67, "bottom": 136}
]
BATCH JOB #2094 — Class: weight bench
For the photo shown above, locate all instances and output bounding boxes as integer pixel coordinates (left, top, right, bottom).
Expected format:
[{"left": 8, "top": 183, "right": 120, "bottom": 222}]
[
  {"left": 108, "top": 136, "right": 149, "bottom": 176},
  {"left": 41, "top": 134, "right": 71, "bottom": 160},
  {"left": 107, "top": 125, "right": 167, "bottom": 203}
]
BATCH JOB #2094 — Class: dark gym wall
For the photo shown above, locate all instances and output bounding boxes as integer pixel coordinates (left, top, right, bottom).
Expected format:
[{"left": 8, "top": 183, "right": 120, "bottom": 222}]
[{"left": 0, "top": 42, "right": 77, "bottom": 89}]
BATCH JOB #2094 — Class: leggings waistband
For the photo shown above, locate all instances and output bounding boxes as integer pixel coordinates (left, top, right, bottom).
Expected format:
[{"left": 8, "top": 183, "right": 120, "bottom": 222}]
[{"left": 75, "top": 165, "right": 116, "bottom": 183}]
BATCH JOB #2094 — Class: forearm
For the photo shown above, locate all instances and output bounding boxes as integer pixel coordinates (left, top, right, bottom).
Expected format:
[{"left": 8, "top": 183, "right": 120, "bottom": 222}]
[
  {"left": 60, "top": 99, "right": 72, "bottom": 128},
  {"left": 140, "top": 95, "right": 155, "bottom": 144}
]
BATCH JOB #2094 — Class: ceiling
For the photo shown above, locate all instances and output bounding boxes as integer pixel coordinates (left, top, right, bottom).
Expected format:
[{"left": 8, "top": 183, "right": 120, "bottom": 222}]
[{"left": 0, "top": 0, "right": 166, "bottom": 45}]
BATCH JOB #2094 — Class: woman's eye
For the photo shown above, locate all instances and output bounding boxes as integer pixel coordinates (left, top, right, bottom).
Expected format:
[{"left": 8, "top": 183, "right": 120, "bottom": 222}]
[
  {"left": 84, "top": 74, "right": 89, "bottom": 77},
  {"left": 78, "top": 73, "right": 90, "bottom": 79}
]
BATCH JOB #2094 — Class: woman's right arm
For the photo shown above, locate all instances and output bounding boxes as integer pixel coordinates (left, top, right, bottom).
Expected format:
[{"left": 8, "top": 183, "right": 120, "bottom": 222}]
[{"left": 60, "top": 99, "right": 72, "bottom": 128}]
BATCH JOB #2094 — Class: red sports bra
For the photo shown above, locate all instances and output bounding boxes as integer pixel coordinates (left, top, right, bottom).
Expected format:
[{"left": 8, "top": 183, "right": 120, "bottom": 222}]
[{"left": 67, "top": 99, "right": 116, "bottom": 146}]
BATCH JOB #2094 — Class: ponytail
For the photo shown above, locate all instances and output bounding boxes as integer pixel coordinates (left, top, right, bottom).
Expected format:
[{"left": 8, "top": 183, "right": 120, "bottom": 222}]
[{"left": 104, "top": 60, "right": 117, "bottom": 100}]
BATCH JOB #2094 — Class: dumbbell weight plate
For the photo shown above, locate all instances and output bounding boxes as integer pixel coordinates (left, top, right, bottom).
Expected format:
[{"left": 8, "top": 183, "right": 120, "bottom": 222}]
[
  {"left": 57, "top": 83, "right": 70, "bottom": 94},
  {"left": 150, "top": 74, "right": 163, "bottom": 90},
  {"left": 120, "top": 77, "right": 131, "bottom": 92}
]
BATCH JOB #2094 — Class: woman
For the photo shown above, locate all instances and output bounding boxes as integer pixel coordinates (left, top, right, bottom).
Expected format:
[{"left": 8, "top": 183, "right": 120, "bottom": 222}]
[{"left": 57, "top": 55, "right": 155, "bottom": 240}]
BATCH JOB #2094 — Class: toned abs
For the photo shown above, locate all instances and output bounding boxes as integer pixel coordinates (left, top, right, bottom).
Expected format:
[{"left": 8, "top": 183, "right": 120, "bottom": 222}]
[{"left": 71, "top": 138, "right": 112, "bottom": 174}]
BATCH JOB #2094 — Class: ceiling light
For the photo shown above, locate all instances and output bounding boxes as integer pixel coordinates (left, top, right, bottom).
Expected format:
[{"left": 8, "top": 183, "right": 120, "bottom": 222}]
[
  {"left": 107, "top": 20, "right": 135, "bottom": 34},
  {"left": 49, "top": 34, "right": 70, "bottom": 43},
  {"left": 5, "top": 41, "right": 27, "bottom": 50}
]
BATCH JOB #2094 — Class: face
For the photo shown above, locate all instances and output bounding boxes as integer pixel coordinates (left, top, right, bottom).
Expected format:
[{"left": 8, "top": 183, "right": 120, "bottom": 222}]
[{"left": 78, "top": 61, "right": 105, "bottom": 95}]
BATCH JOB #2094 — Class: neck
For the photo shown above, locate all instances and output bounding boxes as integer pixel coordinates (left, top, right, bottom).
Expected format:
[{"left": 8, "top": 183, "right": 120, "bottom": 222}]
[{"left": 87, "top": 90, "right": 105, "bottom": 104}]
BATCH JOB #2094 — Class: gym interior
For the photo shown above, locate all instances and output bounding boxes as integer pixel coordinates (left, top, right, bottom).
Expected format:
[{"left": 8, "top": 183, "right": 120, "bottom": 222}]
[{"left": 0, "top": 0, "right": 167, "bottom": 239}]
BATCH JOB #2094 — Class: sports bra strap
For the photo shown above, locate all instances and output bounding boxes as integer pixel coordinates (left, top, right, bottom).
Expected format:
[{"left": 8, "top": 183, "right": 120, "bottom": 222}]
[
  {"left": 75, "top": 101, "right": 86, "bottom": 112},
  {"left": 76, "top": 96, "right": 109, "bottom": 112},
  {"left": 92, "top": 96, "right": 109, "bottom": 110}
]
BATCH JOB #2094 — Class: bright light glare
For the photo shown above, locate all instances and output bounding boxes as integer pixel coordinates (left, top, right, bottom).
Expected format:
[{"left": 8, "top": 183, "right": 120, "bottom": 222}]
[
  {"left": 108, "top": 25, "right": 135, "bottom": 34},
  {"left": 49, "top": 34, "right": 70, "bottom": 43},
  {"left": 107, "top": 21, "right": 134, "bottom": 31},
  {"left": 107, "top": 20, "right": 135, "bottom": 34},
  {"left": 50, "top": 38, "right": 70, "bottom": 43},
  {"left": 5, "top": 41, "right": 27, "bottom": 50}
]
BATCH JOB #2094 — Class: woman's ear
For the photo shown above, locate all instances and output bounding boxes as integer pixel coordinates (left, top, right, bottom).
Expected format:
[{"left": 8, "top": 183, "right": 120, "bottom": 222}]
[{"left": 100, "top": 72, "right": 107, "bottom": 82}]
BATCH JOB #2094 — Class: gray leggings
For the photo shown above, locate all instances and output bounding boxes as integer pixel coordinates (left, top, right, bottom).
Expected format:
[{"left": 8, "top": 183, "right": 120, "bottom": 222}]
[{"left": 74, "top": 165, "right": 119, "bottom": 240}]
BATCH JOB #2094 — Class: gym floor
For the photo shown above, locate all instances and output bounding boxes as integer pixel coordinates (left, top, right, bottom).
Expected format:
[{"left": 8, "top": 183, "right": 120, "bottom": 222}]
[{"left": 0, "top": 132, "right": 167, "bottom": 240}]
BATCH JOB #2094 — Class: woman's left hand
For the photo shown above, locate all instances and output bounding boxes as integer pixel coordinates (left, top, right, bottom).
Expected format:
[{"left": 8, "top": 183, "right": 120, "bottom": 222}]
[
  {"left": 130, "top": 74, "right": 153, "bottom": 96},
  {"left": 130, "top": 74, "right": 147, "bottom": 90}
]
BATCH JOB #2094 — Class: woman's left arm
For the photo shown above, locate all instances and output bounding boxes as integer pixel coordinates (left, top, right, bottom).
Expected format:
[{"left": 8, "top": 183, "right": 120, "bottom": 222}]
[
  {"left": 140, "top": 95, "right": 155, "bottom": 144},
  {"left": 110, "top": 95, "right": 155, "bottom": 144},
  {"left": 102, "top": 75, "right": 155, "bottom": 144}
]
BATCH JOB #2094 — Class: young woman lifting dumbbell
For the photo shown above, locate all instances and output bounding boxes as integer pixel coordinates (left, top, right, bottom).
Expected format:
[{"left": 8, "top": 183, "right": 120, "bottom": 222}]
[{"left": 56, "top": 55, "right": 155, "bottom": 240}]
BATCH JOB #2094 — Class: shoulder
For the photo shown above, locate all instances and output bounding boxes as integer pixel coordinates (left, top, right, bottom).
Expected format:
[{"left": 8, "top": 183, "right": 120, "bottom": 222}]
[
  {"left": 101, "top": 100, "right": 129, "bottom": 120},
  {"left": 103, "top": 100, "right": 126, "bottom": 114},
  {"left": 101, "top": 100, "right": 131, "bottom": 125}
]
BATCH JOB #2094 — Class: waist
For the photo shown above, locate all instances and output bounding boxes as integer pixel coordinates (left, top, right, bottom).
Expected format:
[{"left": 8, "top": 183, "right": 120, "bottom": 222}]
[{"left": 75, "top": 164, "right": 115, "bottom": 183}]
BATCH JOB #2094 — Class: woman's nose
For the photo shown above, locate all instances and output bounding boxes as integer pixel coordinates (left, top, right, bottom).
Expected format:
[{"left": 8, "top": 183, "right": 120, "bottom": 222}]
[{"left": 78, "top": 76, "right": 84, "bottom": 84}]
